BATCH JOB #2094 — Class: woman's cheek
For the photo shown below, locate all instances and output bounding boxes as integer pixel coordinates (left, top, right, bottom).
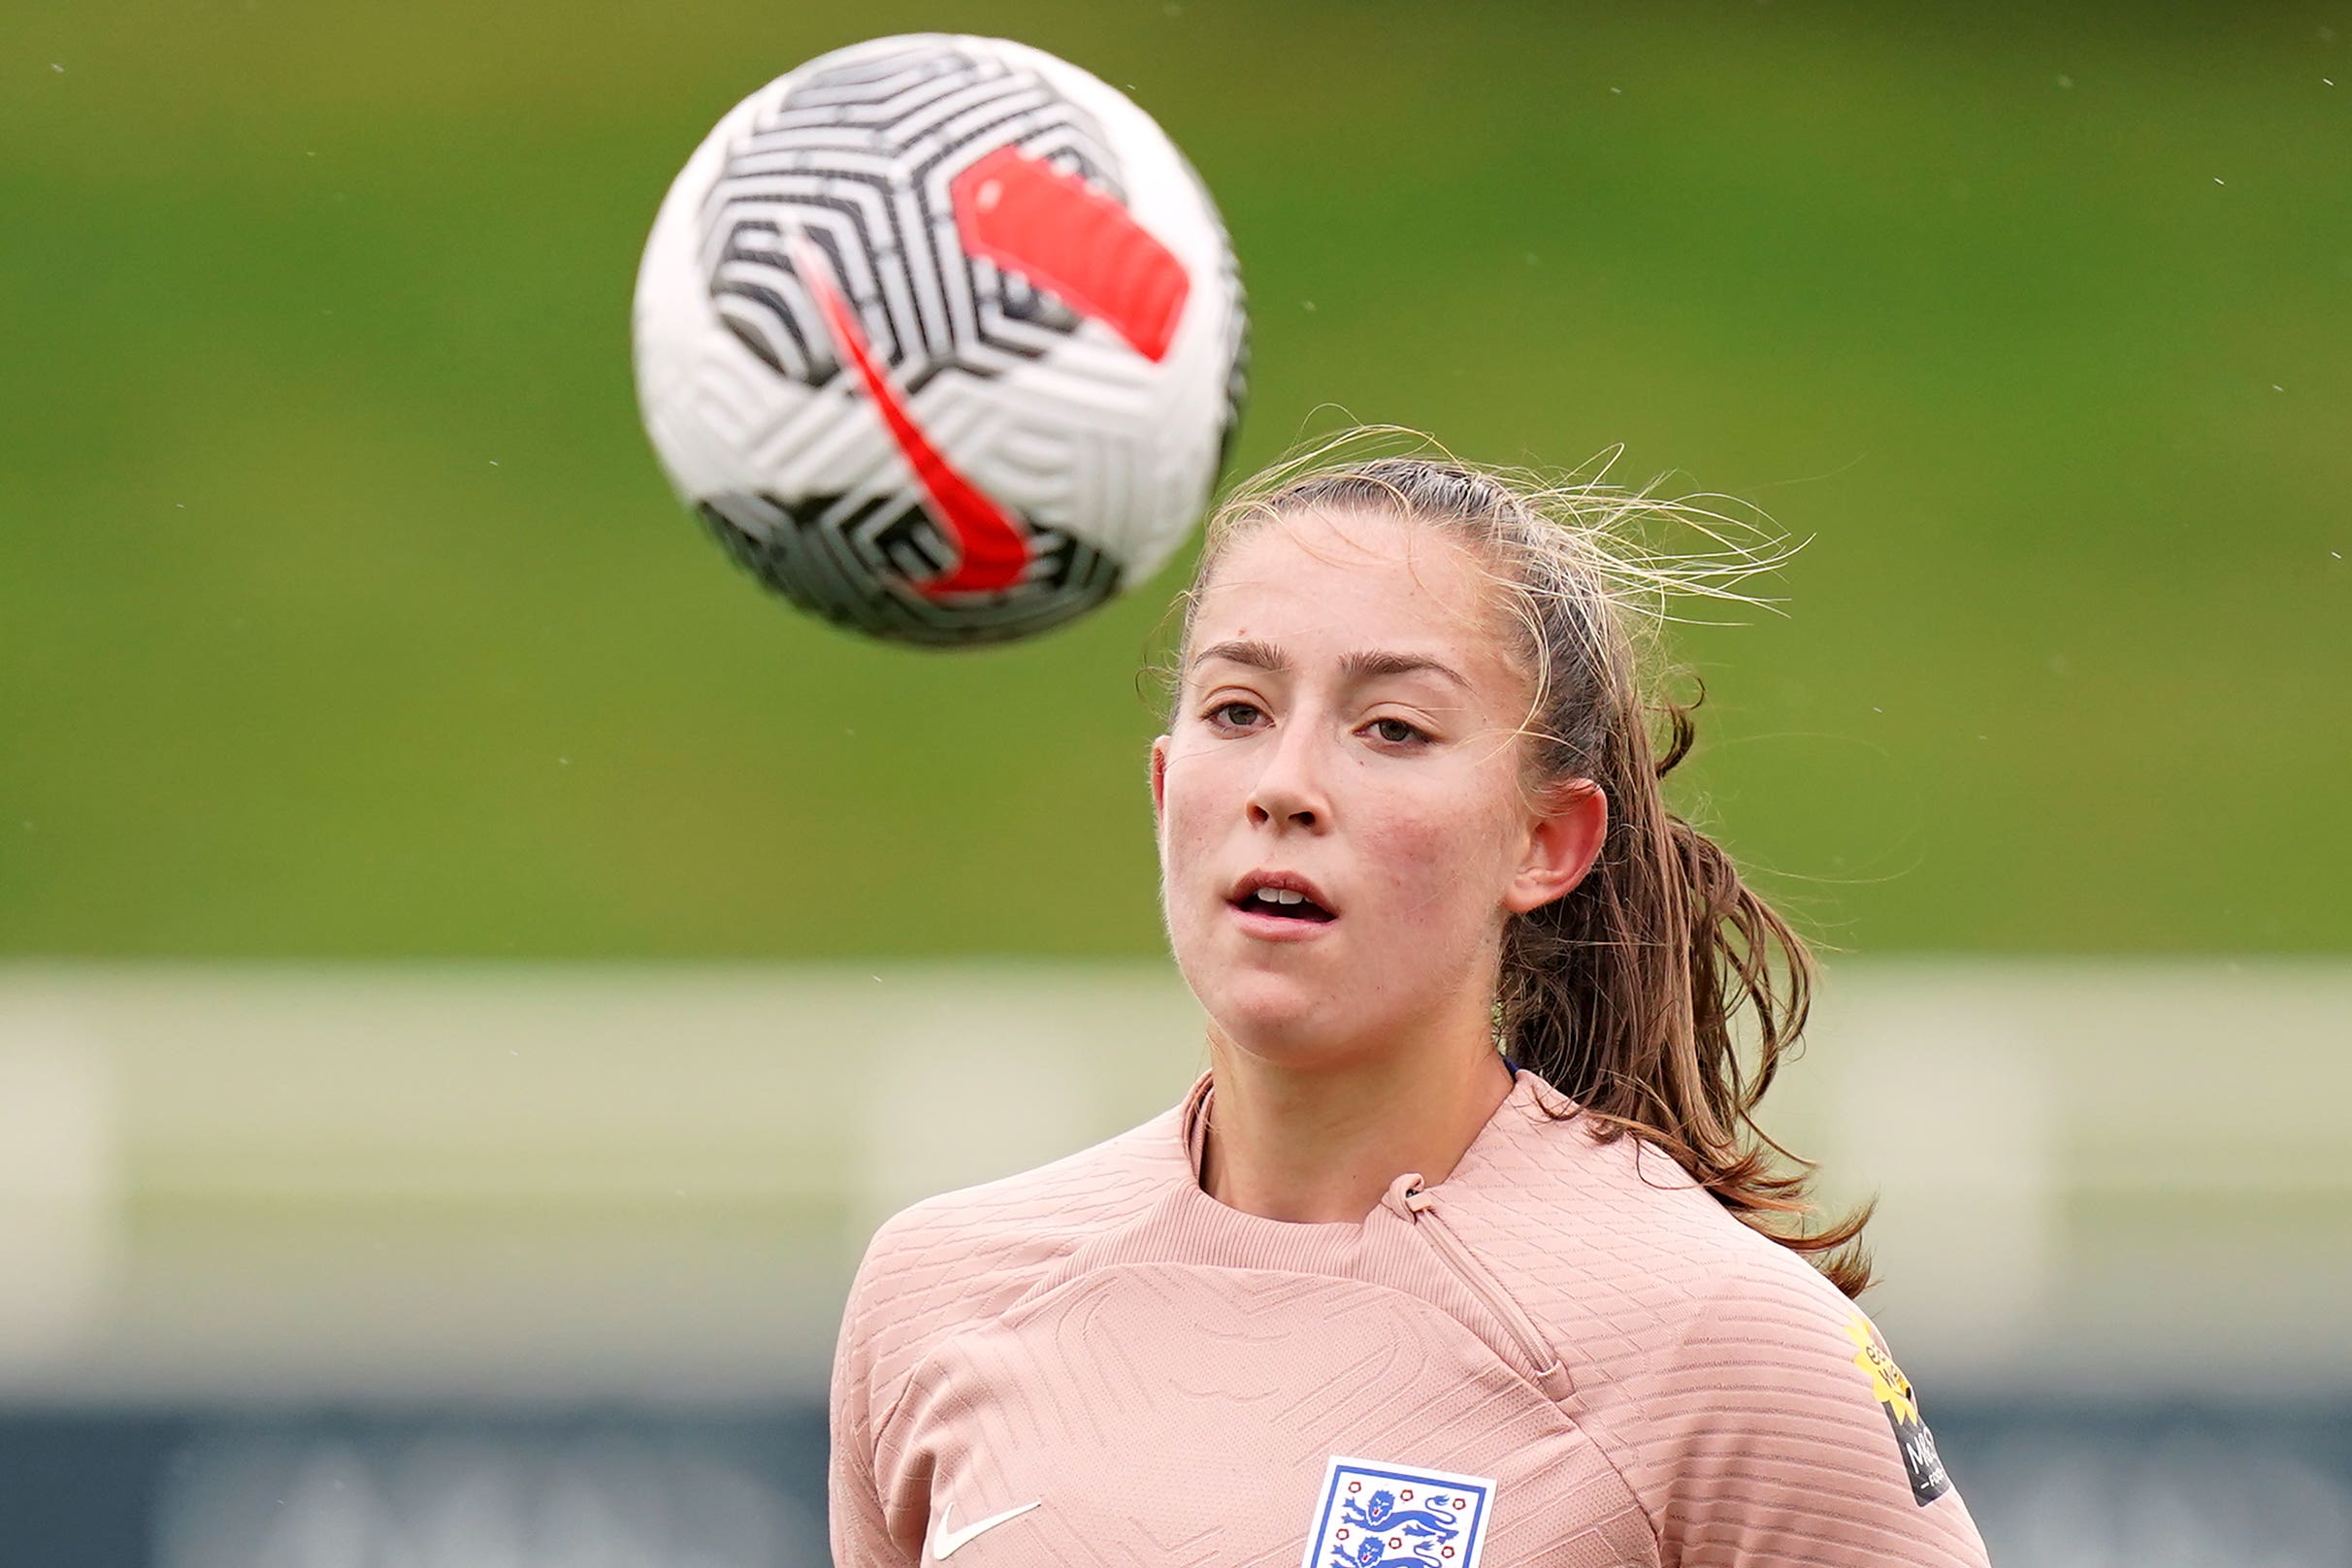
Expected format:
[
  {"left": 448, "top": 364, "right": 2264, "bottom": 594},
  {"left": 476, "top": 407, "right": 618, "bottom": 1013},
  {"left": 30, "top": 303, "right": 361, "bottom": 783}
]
[
  {"left": 1380, "top": 810, "right": 1489, "bottom": 946},
  {"left": 1161, "top": 768, "right": 1225, "bottom": 925}
]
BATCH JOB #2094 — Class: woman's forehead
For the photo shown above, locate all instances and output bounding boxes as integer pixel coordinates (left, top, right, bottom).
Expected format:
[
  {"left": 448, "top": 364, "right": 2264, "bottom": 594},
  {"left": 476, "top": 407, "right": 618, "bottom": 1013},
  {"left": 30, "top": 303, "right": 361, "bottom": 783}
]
[
  {"left": 1187, "top": 508, "right": 1517, "bottom": 685},
  {"left": 1197, "top": 507, "right": 1496, "bottom": 633}
]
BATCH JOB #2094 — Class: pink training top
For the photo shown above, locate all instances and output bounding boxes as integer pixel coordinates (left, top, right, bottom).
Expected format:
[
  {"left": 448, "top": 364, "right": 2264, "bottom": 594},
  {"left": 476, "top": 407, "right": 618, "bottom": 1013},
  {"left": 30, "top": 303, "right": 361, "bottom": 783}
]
[{"left": 831, "top": 1069, "right": 1991, "bottom": 1566}]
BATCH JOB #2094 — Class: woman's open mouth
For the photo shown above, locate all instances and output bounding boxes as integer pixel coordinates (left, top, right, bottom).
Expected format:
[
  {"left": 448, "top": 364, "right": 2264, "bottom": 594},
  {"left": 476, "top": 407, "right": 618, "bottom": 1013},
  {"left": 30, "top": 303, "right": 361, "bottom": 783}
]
[
  {"left": 1226, "top": 890, "right": 1338, "bottom": 939},
  {"left": 1234, "top": 889, "right": 1335, "bottom": 920}
]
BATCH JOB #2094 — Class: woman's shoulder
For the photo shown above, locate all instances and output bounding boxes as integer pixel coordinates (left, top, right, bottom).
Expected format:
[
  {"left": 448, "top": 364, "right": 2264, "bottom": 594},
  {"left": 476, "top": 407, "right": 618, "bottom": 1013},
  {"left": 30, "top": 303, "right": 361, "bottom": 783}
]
[
  {"left": 835, "top": 1103, "right": 1190, "bottom": 1408},
  {"left": 1455, "top": 1084, "right": 1984, "bottom": 1555},
  {"left": 861, "top": 1105, "right": 1186, "bottom": 1280},
  {"left": 1460, "top": 1073, "right": 1865, "bottom": 1375}
]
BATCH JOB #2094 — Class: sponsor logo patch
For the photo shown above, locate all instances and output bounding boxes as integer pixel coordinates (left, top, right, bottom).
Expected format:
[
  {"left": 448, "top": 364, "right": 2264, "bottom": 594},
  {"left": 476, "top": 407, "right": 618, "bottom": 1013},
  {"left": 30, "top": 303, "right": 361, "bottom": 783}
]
[
  {"left": 1301, "top": 1455, "right": 1495, "bottom": 1568},
  {"left": 1846, "top": 1313, "right": 1952, "bottom": 1506}
]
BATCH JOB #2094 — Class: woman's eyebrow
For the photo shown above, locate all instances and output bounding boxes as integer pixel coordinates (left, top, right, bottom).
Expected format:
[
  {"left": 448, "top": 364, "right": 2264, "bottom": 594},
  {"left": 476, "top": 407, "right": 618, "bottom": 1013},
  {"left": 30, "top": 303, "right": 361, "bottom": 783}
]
[
  {"left": 1192, "top": 637, "right": 1287, "bottom": 674},
  {"left": 1339, "top": 648, "right": 1472, "bottom": 691},
  {"left": 1192, "top": 638, "right": 1471, "bottom": 692}
]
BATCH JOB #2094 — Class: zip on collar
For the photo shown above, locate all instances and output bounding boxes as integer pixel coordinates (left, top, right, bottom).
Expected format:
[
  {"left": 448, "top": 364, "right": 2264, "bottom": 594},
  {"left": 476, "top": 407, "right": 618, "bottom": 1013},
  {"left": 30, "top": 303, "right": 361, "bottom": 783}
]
[{"left": 1390, "top": 1175, "right": 1572, "bottom": 1401}]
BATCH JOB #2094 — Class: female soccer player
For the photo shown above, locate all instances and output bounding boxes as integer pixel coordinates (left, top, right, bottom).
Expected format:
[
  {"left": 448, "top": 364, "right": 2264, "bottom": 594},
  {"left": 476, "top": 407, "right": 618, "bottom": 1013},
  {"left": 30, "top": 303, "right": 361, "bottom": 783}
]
[{"left": 830, "top": 449, "right": 1992, "bottom": 1566}]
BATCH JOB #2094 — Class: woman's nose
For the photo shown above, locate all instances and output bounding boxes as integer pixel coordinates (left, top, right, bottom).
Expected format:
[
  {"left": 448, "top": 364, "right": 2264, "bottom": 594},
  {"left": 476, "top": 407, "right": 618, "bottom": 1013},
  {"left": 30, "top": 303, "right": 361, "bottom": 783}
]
[{"left": 1246, "top": 721, "right": 1330, "bottom": 829}]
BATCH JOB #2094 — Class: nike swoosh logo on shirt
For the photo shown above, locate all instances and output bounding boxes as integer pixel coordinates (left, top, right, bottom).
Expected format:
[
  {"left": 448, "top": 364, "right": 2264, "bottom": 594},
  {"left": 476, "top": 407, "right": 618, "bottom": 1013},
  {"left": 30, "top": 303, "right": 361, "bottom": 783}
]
[
  {"left": 785, "top": 233, "right": 1033, "bottom": 601},
  {"left": 928, "top": 1499, "right": 1043, "bottom": 1560}
]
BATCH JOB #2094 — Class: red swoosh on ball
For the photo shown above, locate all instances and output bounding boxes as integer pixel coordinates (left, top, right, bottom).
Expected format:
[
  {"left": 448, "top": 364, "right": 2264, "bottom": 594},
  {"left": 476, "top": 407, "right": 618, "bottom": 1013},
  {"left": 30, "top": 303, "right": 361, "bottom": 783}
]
[
  {"left": 788, "top": 235, "right": 1030, "bottom": 598},
  {"left": 950, "top": 144, "right": 1189, "bottom": 363}
]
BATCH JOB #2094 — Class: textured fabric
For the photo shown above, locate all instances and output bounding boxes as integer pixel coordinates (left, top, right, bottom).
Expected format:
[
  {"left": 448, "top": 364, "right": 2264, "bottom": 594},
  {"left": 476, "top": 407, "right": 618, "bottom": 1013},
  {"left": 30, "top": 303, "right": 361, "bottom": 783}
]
[{"left": 831, "top": 1070, "right": 1990, "bottom": 1566}]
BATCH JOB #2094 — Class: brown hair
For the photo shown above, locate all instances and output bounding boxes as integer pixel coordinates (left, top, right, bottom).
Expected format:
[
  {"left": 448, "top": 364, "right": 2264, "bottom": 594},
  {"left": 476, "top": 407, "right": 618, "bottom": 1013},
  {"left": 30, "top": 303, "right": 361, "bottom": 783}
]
[{"left": 1150, "top": 434, "right": 1875, "bottom": 1297}]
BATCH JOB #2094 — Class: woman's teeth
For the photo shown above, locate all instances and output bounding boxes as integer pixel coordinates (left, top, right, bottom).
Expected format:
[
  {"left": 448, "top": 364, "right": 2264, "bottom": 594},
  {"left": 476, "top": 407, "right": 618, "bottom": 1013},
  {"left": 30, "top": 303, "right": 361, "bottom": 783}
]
[{"left": 1246, "top": 887, "right": 1333, "bottom": 921}]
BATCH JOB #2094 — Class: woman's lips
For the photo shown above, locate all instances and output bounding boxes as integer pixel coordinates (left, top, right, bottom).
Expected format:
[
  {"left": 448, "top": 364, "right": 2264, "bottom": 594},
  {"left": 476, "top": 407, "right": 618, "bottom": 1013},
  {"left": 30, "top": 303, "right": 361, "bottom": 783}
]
[{"left": 1226, "top": 900, "right": 1340, "bottom": 942}]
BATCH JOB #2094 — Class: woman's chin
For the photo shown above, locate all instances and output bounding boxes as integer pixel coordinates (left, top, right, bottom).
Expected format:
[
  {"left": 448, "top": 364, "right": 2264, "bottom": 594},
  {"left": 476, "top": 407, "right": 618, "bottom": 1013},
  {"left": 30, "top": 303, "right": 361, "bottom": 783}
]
[{"left": 1199, "top": 975, "right": 1366, "bottom": 1064}]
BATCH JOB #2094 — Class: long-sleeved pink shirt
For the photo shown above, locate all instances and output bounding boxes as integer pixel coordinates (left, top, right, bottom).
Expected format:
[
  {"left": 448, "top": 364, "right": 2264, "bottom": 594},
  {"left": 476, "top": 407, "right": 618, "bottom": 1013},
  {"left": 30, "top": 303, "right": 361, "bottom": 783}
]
[{"left": 831, "top": 1069, "right": 1991, "bottom": 1566}]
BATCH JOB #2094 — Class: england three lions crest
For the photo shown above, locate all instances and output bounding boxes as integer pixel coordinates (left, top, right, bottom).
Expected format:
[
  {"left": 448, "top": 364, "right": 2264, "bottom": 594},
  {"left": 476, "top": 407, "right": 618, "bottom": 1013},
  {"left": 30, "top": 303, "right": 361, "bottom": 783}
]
[{"left": 1301, "top": 1456, "right": 1496, "bottom": 1568}]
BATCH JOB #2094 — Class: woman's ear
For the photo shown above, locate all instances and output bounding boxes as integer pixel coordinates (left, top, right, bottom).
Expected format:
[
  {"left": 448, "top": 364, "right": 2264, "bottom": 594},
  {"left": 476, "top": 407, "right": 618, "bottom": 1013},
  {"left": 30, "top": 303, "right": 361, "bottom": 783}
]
[
  {"left": 1150, "top": 735, "right": 1171, "bottom": 825},
  {"left": 1504, "top": 779, "right": 1608, "bottom": 915}
]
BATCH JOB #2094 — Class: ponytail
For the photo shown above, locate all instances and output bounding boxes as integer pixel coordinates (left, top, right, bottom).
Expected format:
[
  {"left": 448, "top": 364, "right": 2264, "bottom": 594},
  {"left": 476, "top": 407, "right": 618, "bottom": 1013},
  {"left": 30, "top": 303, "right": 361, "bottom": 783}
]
[{"left": 1502, "top": 682, "right": 1874, "bottom": 1298}]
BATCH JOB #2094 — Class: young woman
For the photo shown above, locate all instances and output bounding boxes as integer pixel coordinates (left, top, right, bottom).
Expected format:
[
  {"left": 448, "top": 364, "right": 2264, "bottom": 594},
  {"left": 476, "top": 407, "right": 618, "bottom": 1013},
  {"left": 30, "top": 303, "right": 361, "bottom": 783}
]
[{"left": 830, "top": 448, "right": 1992, "bottom": 1567}]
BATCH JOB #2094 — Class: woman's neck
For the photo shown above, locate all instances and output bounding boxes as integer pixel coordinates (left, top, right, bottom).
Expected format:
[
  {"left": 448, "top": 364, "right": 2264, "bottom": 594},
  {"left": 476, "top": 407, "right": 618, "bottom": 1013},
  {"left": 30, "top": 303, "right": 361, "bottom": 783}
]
[{"left": 1199, "top": 1030, "right": 1516, "bottom": 1224}]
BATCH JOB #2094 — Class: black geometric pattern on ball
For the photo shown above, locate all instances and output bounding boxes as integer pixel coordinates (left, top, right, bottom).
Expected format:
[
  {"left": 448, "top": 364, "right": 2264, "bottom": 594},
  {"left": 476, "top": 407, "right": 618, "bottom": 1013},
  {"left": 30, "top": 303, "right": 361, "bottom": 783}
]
[
  {"left": 699, "top": 494, "right": 1124, "bottom": 647},
  {"left": 700, "top": 39, "right": 1127, "bottom": 389}
]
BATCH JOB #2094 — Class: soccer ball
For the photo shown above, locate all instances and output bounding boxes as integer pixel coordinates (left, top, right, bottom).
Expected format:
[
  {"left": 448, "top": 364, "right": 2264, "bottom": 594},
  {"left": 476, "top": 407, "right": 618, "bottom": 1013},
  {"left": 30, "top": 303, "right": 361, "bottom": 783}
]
[{"left": 632, "top": 34, "right": 1249, "bottom": 646}]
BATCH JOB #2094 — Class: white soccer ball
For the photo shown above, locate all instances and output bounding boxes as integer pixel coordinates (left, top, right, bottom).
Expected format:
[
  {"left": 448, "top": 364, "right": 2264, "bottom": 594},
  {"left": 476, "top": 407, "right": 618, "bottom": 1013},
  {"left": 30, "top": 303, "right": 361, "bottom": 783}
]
[{"left": 633, "top": 34, "right": 1249, "bottom": 646}]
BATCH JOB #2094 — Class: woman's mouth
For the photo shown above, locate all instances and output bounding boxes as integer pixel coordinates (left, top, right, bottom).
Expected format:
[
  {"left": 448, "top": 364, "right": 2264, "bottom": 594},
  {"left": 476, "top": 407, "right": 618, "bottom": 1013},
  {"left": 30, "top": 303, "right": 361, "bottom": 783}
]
[
  {"left": 1233, "top": 888, "right": 1335, "bottom": 920},
  {"left": 1226, "top": 889, "right": 1338, "bottom": 939}
]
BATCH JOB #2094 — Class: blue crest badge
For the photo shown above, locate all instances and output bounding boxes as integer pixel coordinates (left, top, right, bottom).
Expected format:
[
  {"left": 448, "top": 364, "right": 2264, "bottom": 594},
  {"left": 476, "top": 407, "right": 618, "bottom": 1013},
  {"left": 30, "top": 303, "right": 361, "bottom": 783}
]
[{"left": 1300, "top": 1455, "right": 1496, "bottom": 1568}]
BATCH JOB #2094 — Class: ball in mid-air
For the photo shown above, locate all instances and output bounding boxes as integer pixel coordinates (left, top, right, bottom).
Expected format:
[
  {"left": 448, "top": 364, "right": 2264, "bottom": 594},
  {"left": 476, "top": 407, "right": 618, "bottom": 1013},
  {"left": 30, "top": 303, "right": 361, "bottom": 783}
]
[{"left": 633, "top": 34, "right": 1248, "bottom": 646}]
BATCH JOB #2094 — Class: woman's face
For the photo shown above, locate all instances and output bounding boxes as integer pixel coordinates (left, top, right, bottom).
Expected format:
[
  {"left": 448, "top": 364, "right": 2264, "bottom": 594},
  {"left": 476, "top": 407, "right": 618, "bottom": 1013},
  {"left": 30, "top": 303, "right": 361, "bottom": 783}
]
[{"left": 1151, "top": 506, "right": 1603, "bottom": 1071}]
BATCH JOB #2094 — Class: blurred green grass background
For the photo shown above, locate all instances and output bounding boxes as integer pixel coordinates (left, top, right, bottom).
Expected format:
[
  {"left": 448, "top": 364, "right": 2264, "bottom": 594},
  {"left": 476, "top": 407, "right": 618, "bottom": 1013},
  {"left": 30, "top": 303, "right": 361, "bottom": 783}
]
[{"left": 2, "top": 0, "right": 2345, "bottom": 958}]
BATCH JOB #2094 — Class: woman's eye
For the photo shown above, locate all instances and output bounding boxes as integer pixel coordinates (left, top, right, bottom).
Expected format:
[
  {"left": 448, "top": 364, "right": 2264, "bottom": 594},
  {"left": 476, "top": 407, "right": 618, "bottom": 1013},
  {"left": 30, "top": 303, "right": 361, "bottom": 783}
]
[
  {"left": 1369, "top": 718, "right": 1425, "bottom": 745},
  {"left": 1207, "top": 701, "right": 1262, "bottom": 729}
]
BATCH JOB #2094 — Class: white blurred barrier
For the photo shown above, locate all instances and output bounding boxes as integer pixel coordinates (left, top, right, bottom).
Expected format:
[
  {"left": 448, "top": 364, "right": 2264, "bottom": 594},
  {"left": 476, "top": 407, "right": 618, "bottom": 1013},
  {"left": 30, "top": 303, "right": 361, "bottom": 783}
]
[
  {"left": 0, "top": 959, "right": 2344, "bottom": 1406},
  {"left": 0, "top": 1030, "right": 117, "bottom": 1362}
]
